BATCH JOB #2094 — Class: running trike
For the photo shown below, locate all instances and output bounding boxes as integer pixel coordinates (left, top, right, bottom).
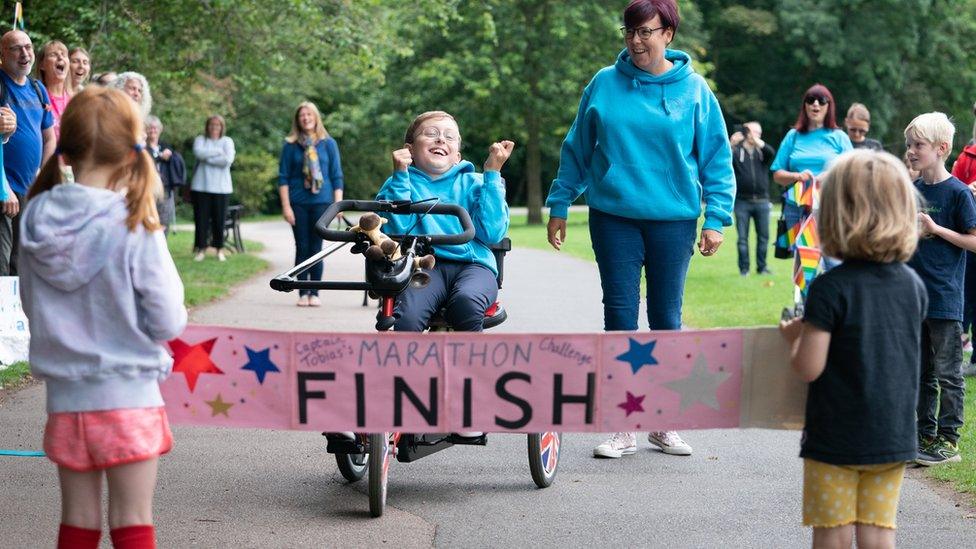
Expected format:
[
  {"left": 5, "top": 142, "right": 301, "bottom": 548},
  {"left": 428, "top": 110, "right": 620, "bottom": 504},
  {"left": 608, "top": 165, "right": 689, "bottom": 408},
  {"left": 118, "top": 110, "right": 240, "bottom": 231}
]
[{"left": 270, "top": 199, "right": 561, "bottom": 517}]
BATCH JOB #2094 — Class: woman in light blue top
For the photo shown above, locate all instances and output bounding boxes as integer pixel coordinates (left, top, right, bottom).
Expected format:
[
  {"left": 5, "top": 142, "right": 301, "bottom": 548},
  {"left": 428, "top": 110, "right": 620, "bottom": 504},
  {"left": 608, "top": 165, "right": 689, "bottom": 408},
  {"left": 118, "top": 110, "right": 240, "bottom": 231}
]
[
  {"left": 771, "top": 83, "right": 852, "bottom": 260},
  {"left": 190, "top": 114, "right": 235, "bottom": 261},
  {"left": 771, "top": 83, "right": 853, "bottom": 188}
]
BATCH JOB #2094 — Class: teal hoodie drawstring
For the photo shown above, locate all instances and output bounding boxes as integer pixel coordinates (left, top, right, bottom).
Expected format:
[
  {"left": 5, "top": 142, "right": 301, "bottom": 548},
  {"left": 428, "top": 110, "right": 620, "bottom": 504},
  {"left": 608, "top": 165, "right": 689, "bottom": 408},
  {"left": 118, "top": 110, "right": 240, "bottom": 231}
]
[{"left": 661, "top": 84, "right": 670, "bottom": 115}]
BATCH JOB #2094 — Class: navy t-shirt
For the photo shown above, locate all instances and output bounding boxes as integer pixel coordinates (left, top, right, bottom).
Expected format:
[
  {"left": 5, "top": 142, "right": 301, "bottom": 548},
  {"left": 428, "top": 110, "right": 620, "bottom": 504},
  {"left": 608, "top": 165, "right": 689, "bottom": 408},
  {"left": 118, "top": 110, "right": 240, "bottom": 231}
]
[
  {"left": 801, "top": 260, "right": 927, "bottom": 465},
  {"left": 907, "top": 176, "right": 976, "bottom": 321},
  {"left": 1, "top": 72, "right": 53, "bottom": 195}
]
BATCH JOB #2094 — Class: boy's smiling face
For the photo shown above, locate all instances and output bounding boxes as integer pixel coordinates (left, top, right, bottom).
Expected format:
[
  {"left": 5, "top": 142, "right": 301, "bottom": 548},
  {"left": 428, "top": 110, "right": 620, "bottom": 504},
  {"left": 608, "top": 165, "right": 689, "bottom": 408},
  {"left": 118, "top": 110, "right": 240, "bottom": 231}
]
[
  {"left": 905, "top": 133, "right": 948, "bottom": 173},
  {"left": 408, "top": 116, "right": 461, "bottom": 176}
]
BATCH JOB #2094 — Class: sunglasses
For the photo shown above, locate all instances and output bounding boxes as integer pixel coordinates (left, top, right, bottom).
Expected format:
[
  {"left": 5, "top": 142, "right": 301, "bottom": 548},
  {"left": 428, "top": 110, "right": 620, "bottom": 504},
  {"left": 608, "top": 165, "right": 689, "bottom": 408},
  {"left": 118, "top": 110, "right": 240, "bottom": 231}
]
[
  {"left": 804, "top": 95, "right": 829, "bottom": 106},
  {"left": 847, "top": 128, "right": 868, "bottom": 135}
]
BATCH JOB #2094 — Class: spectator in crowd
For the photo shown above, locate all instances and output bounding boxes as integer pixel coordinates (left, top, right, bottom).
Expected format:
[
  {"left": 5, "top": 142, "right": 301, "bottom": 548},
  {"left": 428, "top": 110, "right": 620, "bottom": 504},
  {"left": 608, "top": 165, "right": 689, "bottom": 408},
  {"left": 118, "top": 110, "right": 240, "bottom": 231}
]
[
  {"left": 952, "top": 100, "right": 976, "bottom": 376},
  {"left": 146, "top": 115, "right": 186, "bottom": 235},
  {"left": 191, "top": 115, "right": 235, "bottom": 262},
  {"left": 34, "top": 40, "right": 72, "bottom": 139},
  {"left": 0, "top": 30, "right": 55, "bottom": 276},
  {"left": 68, "top": 47, "right": 91, "bottom": 93},
  {"left": 730, "top": 121, "right": 776, "bottom": 276},
  {"left": 845, "top": 103, "right": 884, "bottom": 151},
  {"left": 110, "top": 71, "right": 151, "bottom": 120},
  {"left": 545, "top": 0, "right": 734, "bottom": 459},
  {"left": 278, "top": 101, "right": 344, "bottom": 307},
  {"left": 904, "top": 112, "right": 976, "bottom": 466},
  {"left": 92, "top": 71, "right": 117, "bottom": 87}
]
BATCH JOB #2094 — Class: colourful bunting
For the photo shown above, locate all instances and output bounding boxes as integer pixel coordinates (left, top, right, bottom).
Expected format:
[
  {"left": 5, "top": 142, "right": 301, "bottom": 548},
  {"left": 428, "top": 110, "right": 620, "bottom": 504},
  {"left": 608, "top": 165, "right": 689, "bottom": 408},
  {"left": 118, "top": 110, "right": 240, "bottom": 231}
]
[
  {"left": 11, "top": 2, "right": 23, "bottom": 31},
  {"left": 795, "top": 215, "right": 819, "bottom": 249},
  {"left": 792, "top": 246, "right": 821, "bottom": 297}
]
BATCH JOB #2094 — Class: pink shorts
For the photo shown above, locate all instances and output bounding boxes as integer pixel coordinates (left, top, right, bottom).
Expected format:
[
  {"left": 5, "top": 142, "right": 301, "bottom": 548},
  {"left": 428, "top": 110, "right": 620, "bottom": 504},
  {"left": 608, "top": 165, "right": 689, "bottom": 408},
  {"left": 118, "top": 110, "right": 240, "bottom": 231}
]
[{"left": 43, "top": 407, "right": 173, "bottom": 472}]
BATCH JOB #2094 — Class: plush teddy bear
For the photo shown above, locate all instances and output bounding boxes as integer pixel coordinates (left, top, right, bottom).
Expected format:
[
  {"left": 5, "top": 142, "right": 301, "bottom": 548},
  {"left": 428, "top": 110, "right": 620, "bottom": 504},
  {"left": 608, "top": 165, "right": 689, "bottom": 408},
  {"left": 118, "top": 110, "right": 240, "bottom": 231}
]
[{"left": 352, "top": 212, "right": 436, "bottom": 272}]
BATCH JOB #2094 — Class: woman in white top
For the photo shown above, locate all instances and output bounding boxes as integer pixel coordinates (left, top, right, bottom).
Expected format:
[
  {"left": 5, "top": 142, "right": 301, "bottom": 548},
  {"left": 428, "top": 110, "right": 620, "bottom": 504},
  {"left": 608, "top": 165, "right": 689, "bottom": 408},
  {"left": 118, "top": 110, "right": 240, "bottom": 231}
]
[{"left": 190, "top": 115, "right": 235, "bottom": 261}]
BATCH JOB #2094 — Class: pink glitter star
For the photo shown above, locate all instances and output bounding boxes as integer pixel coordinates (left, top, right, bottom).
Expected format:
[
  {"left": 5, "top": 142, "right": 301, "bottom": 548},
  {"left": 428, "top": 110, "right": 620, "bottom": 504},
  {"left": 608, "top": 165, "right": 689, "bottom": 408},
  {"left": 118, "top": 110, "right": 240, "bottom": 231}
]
[{"left": 617, "top": 391, "right": 646, "bottom": 417}]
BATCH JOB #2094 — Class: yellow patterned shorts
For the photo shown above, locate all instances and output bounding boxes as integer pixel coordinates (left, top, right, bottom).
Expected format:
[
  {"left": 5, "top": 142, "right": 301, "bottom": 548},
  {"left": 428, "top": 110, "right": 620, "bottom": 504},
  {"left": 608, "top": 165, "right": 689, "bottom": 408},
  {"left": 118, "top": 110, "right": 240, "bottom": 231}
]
[{"left": 802, "top": 459, "right": 905, "bottom": 529}]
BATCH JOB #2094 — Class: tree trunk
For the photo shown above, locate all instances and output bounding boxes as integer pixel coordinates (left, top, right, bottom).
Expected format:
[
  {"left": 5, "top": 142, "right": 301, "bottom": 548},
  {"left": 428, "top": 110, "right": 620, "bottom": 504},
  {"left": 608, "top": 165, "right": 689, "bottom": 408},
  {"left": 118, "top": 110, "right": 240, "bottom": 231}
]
[{"left": 525, "top": 100, "right": 543, "bottom": 225}]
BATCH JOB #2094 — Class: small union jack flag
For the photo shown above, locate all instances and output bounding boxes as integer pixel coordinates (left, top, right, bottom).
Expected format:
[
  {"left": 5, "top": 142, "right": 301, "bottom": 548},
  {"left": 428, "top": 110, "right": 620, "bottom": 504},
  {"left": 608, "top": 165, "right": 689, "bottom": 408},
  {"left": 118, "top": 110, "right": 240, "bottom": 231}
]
[{"left": 539, "top": 432, "right": 560, "bottom": 475}]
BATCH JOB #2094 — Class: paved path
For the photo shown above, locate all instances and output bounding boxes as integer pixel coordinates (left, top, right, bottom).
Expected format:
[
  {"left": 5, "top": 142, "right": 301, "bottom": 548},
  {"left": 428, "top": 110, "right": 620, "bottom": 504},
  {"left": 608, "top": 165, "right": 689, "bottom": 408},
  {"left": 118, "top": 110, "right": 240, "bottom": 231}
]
[{"left": 1, "top": 220, "right": 973, "bottom": 547}]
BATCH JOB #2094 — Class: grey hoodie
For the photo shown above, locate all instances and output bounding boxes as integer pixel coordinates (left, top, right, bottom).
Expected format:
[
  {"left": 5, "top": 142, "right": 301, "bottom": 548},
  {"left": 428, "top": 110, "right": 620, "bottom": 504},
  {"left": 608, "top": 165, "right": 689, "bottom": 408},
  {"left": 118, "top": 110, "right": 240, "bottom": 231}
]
[{"left": 20, "top": 183, "right": 187, "bottom": 413}]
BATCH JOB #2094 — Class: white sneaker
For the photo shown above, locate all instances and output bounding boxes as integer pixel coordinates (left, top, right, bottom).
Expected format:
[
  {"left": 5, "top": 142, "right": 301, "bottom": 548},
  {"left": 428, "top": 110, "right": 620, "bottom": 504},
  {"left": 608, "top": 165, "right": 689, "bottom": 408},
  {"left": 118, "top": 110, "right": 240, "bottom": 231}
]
[
  {"left": 648, "top": 431, "right": 693, "bottom": 456},
  {"left": 193, "top": 251, "right": 205, "bottom": 262},
  {"left": 217, "top": 250, "right": 227, "bottom": 262},
  {"left": 593, "top": 432, "right": 637, "bottom": 458}
]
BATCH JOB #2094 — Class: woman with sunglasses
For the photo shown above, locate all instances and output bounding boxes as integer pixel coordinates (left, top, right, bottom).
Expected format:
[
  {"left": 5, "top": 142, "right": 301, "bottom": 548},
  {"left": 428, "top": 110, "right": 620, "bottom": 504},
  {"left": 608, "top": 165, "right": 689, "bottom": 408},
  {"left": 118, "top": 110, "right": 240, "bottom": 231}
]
[
  {"left": 545, "top": 0, "right": 735, "bottom": 460},
  {"left": 771, "top": 84, "right": 853, "bottom": 190}
]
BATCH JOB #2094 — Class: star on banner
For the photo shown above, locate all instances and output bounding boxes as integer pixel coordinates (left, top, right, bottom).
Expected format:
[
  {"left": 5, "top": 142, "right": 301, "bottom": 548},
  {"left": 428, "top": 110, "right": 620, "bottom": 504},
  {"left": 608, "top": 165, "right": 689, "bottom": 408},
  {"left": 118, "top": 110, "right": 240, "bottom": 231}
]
[
  {"left": 241, "top": 346, "right": 280, "bottom": 384},
  {"left": 663, "top": 353, "right": 731, "bottom": 412},
  {"left": 169, "top": 337, "right": 223, "bottom": 392},
  {"left": 615, "top": 338, "right": 658, "bottom": 374},
  {"left": 617, "top": 391, "right": 646, "bottom": 417},
  {"left": 204, "top": 393, "right": 234, "bottom": 418}
]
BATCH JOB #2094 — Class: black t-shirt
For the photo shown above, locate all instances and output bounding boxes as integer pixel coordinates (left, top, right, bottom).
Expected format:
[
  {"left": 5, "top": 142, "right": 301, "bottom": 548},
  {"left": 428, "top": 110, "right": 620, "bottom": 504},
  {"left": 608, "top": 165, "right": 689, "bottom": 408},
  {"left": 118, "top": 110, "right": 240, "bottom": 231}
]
[
  {"left": 801, "top": 260, "right": 927, "bottom": 465},
  {"left": 907, "top": 176, "right": 976, "bottom": 320},
  {"left": 851, "top": 138, "right": 884, "bottom": 152}
]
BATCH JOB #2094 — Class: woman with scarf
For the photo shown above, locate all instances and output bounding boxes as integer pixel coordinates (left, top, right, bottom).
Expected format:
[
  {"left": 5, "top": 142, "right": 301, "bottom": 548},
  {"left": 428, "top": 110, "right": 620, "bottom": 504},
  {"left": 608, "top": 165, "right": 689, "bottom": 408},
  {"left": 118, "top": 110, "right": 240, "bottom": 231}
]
[
  {"left": 190, "top": 114, "right": 235, "bottom": 262},
  {"left": 277, "top": 101, "right": 344, "bottom": 307}
]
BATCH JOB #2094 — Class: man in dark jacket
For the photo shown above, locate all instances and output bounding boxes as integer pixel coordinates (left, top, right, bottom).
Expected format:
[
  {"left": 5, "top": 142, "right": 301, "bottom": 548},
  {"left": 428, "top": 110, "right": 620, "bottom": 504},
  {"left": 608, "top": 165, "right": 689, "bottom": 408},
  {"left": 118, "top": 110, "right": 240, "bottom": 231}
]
[
  {"left": 730, "top": 121, "right": 776, "bottom": 276},
  {"left": 146, "top": 115, "right": 186, "bottom": 235}
]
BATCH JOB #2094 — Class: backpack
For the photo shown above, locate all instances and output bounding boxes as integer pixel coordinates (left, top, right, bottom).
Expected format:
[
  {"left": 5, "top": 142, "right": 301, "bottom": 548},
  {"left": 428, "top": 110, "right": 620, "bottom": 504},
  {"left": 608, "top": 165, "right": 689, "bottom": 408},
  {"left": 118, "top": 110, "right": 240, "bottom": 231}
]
[{"left": 0, "top": 75, "right": 49, "bottom": 111}]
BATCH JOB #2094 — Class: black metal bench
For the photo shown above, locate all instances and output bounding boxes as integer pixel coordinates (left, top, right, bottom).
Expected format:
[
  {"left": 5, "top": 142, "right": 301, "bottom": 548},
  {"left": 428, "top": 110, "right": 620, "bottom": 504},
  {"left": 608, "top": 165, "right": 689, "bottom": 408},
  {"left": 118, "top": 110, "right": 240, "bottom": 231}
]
[{"left": 224, "top": 204, "right": 245, "bottom": 253}]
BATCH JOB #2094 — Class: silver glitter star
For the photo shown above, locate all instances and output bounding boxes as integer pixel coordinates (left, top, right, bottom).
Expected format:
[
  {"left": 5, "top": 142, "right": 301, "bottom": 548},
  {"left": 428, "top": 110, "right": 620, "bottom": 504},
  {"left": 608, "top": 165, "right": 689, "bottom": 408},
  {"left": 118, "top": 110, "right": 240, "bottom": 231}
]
[{"left": 663, "top": 353, "right": 731, "bottom": 411}]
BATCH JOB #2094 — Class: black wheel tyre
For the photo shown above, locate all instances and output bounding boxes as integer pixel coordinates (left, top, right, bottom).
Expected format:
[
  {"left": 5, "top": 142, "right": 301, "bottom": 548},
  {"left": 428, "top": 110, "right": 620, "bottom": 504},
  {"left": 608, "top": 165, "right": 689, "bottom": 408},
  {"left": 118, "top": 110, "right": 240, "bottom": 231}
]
[
  {"left": 527, "top": 432, "right": 561, "bottom": 488},
  {"left": 335, "top": 451, "right": 367, "bottom": 482},
  {"left": 367, "top": 433, "right": 389, "bottom": 517}
]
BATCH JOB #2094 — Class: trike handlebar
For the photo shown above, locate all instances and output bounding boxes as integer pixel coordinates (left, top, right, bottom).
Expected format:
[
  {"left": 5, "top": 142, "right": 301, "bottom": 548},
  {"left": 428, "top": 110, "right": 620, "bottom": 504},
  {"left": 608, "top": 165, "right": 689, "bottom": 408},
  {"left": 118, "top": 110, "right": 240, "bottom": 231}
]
[{"left": 315, "top": 200, "right": 475, "bottom": 245}]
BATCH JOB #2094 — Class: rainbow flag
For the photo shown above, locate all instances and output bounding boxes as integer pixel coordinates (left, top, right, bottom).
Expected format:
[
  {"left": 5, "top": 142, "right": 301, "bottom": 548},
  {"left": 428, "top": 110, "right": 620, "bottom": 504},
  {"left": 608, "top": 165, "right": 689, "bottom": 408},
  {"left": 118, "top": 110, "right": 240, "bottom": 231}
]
[
  {"left": 792, "top": 246, "right": 821, "bottom": 297},
  {"left": 11, "top": 2, "right": 23, "bottom": 31},
  {"left": 776, "top": 219, "right": 802, "bottom": 250},
  {"left": 784, "top": 179, "right": 817, "bottom": 211},
  {"left": 795, "top": 215, "right": 819, "bottom": 249}
]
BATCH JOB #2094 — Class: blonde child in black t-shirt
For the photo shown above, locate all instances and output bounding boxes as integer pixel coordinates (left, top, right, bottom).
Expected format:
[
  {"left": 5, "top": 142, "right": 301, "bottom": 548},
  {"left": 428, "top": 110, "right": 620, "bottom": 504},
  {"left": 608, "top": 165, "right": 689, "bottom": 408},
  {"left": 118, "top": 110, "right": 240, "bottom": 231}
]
[{"left": 780, "top": 150, "right": 927, "bottom": 548}]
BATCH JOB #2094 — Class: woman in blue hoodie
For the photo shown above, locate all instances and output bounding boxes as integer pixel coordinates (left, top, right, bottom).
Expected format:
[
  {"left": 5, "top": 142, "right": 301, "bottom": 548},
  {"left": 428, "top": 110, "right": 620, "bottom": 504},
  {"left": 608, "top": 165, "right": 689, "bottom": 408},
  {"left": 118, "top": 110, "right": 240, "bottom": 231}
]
[
  {"left": 545, "top": 0, "right": 734, "bottom": 460},
  {"left": 376, "top": 111, "right": 513, "bottom": 333}
]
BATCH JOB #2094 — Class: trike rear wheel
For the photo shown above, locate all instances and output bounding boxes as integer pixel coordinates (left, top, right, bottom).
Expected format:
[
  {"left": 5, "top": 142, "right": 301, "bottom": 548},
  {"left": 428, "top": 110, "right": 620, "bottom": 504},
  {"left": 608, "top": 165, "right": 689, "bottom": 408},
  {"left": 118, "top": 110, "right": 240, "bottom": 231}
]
[
  {"left": 527, "top": 432, "right": 561, "bottom": 488},
  {"left": 335, "top": 451, "right": 368, "bottom": 482},
  {"left": 368, "top": 433, "right": 390, "bottom": 517}
]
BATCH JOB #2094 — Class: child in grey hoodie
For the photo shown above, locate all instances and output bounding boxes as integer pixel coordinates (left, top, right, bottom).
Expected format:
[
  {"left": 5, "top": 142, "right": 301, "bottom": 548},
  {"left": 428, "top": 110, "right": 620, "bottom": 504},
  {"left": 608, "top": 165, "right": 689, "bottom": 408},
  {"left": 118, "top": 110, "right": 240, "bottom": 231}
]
[{"left": 20, "top": 86, "right": 186, "bottom": 549}]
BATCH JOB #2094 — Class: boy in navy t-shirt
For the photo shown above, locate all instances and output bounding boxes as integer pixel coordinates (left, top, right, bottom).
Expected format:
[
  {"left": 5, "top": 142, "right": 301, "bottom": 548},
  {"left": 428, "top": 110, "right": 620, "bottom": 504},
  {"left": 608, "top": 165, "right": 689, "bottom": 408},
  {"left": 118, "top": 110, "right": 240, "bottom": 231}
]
[{"left": 905, "top": 112, "right": 976, "bottom": 465}]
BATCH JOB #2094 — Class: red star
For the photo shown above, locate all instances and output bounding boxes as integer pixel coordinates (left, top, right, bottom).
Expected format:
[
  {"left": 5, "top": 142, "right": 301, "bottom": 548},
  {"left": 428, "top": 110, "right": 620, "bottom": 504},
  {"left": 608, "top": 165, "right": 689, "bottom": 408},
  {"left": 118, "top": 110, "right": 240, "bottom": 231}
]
[
  {"left": 169, "top": 337, "right": 223, "bottom": 392},
  {"left": 617, "top": 391, "right": 646, "bottom": 417}
]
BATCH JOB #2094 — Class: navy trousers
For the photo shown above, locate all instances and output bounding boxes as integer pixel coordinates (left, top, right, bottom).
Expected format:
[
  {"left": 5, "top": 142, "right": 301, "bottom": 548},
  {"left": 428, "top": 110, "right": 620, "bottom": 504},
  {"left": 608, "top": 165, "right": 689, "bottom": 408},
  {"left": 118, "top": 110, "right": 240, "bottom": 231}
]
[{"left": 393, "top": 259, "right": 497, "bottom": 332}]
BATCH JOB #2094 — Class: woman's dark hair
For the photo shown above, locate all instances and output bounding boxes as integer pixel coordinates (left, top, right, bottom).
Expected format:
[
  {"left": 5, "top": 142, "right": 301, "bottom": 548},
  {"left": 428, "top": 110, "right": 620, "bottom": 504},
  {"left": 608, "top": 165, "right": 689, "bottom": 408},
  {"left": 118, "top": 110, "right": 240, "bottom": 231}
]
[
  {"left": 793, "top": 83, "right": 838, "bottom": 133},
  {"left": 623, "top": 0, "right": 680, "bottom": 33}
]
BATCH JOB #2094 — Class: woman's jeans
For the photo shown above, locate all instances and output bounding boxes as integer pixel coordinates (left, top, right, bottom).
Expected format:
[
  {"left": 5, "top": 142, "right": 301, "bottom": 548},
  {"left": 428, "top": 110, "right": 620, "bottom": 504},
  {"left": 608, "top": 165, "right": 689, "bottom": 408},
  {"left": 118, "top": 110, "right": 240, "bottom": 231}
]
[
  {"left": 588, "top": 208, "right": 696, "bottom": 331},
  {"left": 291, "top": 202, "right": 329, "bottom": 297},
  {"left": 192, "top": 191, "right": 230, "bottom": 250}
]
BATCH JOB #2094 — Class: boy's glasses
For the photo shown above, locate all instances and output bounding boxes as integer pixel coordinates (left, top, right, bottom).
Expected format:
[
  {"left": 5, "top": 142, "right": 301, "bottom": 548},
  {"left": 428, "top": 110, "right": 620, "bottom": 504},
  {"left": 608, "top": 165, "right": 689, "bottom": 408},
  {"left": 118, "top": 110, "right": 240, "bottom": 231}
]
[
  {"left": 805, "top": 95, "right": 829, "bottom": 106},
  {"left": 847, "top": 128, "right": 868, "bottom": 135},
  {"left": 620, "top": 26, "right": 665, "bottom": 40},
  {"left": 416, "top": 127, "right": 459, "bottom": 144}
]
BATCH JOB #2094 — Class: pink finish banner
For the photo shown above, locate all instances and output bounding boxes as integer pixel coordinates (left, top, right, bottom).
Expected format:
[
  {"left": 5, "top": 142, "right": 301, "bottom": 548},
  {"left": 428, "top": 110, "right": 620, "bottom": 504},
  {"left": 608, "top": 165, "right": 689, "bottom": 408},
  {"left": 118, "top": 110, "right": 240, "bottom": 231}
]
[{"left": 161, "top": 325, "right": 805, "bottom": 432}]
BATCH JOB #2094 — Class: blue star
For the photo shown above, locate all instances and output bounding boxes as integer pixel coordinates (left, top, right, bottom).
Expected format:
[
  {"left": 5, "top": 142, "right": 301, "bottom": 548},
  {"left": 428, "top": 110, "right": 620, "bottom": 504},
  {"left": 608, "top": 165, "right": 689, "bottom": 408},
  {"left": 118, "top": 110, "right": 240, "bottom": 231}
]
[
  {"left": 241, "top": 346, "right": 280, "bottom": 384},
  {"left": 615, "top": 338, "right": 658, "bottom": 374}
]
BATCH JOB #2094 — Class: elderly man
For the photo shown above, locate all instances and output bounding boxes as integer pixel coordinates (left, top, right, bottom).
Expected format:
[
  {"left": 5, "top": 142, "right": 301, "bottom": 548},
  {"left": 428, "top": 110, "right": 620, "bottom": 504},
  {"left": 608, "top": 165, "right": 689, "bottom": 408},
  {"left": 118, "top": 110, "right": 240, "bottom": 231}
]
[{"left": 0, "top": 30, "right": 55, "bottom": 275}]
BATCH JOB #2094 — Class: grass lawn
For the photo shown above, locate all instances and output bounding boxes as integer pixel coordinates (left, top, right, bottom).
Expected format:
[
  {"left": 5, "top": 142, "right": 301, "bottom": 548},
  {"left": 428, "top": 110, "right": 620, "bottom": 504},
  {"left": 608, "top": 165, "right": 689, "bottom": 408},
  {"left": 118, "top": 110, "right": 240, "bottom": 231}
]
[
  {"left": 167, "top": 230, "right": 268, "bottom": 307},
  {"left": 507, "top": 210, "right": 786, "bottom": 328},
  {"left": 507, "top": 209, "right": 976, "bottom": 505}
]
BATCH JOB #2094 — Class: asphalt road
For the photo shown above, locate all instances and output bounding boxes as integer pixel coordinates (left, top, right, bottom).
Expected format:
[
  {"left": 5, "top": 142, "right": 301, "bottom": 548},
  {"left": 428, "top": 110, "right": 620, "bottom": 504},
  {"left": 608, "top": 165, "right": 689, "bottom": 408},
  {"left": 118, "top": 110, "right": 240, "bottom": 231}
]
[{"left": 1, "top": 220, "right": 973, "bottom": 547}]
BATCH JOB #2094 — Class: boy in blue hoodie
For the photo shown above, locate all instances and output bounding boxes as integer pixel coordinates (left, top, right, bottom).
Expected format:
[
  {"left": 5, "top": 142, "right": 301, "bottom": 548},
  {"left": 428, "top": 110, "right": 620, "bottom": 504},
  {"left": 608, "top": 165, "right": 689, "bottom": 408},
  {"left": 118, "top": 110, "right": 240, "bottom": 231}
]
[{"left": 376, "top": 110, "right": 513, "bottom": 333}]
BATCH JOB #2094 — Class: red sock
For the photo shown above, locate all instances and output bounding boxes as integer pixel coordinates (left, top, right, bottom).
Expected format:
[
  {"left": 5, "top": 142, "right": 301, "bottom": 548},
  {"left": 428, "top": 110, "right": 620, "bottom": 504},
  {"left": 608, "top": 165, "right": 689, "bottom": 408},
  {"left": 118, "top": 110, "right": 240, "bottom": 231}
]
[
  {"left": 57, "top": 524, "right": 101, "bottom": 549},
  {"left": 109, "top": 525, "right": 156, "bottom": 549}
]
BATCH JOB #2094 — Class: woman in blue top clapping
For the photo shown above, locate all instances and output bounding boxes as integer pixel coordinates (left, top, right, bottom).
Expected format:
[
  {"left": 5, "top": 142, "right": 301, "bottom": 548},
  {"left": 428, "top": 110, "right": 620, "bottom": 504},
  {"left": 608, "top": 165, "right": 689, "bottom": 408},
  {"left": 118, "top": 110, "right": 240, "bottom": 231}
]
[{"left": 278, "top": 101, "right": 344, "bottom": 307}]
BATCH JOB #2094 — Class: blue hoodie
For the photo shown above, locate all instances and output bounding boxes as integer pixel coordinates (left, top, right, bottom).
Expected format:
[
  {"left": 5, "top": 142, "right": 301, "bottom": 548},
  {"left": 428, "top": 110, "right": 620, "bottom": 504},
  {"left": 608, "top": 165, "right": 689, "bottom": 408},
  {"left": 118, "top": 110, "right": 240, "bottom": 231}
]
[
  {"left": 546, "top": 49, "right": 735, "bottom": 232},
  {"left": 375, "top": 161, "right": 509, "bottom": 274}
]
